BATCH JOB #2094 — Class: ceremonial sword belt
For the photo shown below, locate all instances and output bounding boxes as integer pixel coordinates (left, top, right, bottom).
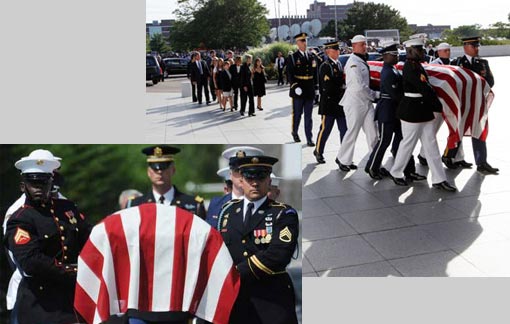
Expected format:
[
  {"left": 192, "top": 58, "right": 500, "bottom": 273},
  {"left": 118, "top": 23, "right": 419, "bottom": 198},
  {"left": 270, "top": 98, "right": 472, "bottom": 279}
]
[
  {"left": 404, "top": 92, "right": 423, "bottom": 98},
  {"left": 294, "top": 75, "right": 314, "bottom": 80}
]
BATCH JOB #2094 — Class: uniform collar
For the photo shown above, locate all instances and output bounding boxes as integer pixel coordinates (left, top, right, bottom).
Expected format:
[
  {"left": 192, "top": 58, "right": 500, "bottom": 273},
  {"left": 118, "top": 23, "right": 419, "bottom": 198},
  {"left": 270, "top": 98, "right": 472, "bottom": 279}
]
[
  {"left": 243, "top": 196, "right": 267, "bottom": 220},
  {"left": 231, "top": 191, "right": 243, "bottom": 200},
  {"left": 152, "top": 186, "right": 175, "bottom": 205},
  {"left": 465, "top": 54, "right": 473, "bottom": 64}
]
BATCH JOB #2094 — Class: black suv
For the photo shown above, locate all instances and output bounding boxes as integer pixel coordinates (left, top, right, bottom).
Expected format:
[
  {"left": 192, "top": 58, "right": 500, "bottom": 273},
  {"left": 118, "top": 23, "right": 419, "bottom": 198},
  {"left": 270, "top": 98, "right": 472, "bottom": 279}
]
[
  {"left": 146, "top": 55, "right": 163, "bottom": 84},
  {"left": 163, "top": 58, "right": 189, "bottom": 77}
]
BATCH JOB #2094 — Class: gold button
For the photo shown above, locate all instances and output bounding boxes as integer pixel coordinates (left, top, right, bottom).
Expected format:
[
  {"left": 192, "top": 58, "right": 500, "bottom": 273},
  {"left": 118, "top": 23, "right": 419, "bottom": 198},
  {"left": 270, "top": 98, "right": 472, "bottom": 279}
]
[
  {"left": 61, "top": 236, "right": 65, "bottom": 241},
  {"left": 243, "top": 252, "right": 248, "bottom": 257},
  {"left": 50, "top": 209, "right": 54, "bottom": 213},
  {"left": 242, "top": 240, "right": 246, "bottom": 244},
  {"left": 63, "top": 246, "right": 68, "bottom": 251},
  {"left": 54, "top": 217, "right": 59, "bottom": 221},
  {"left": 44, "top": 235, "right": 49, "bottom": 239},
  {"left": 76, "top": 228, "right": 79, "bottom": 232},
  {"left": 39, "top": 286, "right": 44, "bottom": 290},
  {"left": 58, "top": 262, "right": 62, "bottom": 265},
  {"left": 59, "top": 226, "right": 64, "bottom": 231},
  {"left": 64, "top": 256, "right": 68, "bottom": 260}
]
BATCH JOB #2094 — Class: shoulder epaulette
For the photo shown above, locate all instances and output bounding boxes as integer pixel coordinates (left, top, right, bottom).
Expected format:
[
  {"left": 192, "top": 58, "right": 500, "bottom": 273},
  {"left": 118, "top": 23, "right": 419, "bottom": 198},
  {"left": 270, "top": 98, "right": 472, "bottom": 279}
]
[{"left": 194, "top": 195, "right": 204, "bottom": 203}]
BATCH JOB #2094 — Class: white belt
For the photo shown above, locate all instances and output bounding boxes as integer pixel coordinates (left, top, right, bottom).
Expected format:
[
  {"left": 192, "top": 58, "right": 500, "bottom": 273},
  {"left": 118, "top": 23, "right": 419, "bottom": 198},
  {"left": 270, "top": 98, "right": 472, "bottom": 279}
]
[{"left": 404, "top": 92, "right": 423, "bottom": 98}]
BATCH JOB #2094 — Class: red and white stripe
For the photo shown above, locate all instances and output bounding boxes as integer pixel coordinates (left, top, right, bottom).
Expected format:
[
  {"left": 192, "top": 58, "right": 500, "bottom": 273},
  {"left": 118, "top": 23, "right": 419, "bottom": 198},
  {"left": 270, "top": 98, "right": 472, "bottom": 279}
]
[
  {"left": 368, "top": 61, "right": 494, "bottom": 149},
  {"left": 75, "top": 204, "right": 240, "bottom": 324}
]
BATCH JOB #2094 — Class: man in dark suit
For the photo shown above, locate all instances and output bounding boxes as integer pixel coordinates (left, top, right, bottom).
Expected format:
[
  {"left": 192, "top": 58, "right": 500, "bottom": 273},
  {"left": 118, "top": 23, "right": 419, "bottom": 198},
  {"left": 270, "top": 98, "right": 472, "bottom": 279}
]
[
  {"left": 229, "top": 55, "right": 243, "bottom": 110},
  {"left": 205, "top": 146, "right": 264, "bottom": 229},
  {"left": 444, "top": 36, "right": 498, "bottom": 174},
  {"left": 127, "top": 145, "right": 206, "bottom": 219},
  {"left": 313, "top": 40, "right": 347, "bottom": 164},
  {"left": 240, "top": 54, "right": 255, "bottom": 117},
  {"left": 275, "top": 51, "right": 285, "bottom": 86},
  {"left": 190, "top": 52, "right": 211, "bottom": 105},
  {"left": 287, "top": 33, "right": 319, "bottom": 146},
  {"left": 187, "top": 53, "right": 197, "bottom": 102},
  {"left": 217, "top": 155, "right": 299, "bottom": 324}
]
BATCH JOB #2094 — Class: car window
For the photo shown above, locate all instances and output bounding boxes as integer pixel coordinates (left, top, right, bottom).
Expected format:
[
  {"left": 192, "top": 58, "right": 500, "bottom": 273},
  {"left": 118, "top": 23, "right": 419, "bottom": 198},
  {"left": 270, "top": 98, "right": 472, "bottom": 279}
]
[{"left": 146, "top": 57, "right": 156, "bottom": 66}]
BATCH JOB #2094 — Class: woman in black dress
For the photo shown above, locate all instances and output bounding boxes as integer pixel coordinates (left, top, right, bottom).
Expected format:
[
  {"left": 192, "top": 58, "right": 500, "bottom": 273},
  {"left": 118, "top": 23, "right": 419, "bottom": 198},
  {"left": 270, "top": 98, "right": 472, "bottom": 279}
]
[{"left": 252, "top": 57, "right": 266, "bottom": 111}]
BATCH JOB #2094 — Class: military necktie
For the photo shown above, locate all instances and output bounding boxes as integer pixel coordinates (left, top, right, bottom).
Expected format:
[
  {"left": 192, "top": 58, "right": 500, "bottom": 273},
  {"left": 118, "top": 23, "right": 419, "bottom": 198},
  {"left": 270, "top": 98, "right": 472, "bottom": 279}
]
[
  {"left": 159, "top": 196, "right": 165, "bottom": 204},
  {"left": 244, "top": 202, "right": 254, "bottom": 227}
]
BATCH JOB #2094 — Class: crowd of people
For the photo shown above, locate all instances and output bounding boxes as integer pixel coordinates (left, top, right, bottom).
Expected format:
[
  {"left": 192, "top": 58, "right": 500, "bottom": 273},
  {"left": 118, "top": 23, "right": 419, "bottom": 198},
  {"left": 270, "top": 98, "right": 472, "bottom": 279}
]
[{"left": 2, "top": 146, "right": 299, "bottom": 324}]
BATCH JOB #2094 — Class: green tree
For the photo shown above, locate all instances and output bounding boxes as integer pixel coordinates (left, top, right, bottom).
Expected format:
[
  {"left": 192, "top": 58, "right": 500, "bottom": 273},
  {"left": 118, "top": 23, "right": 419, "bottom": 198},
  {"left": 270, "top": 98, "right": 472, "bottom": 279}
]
[
  {"left": 442, "top": 25, "right": 482, "bottom": 45},
  {"left": 170, "top": 0, "right": 269, "bottom": 51},
  {"left": 339, "top": 2, "right": 411, "bottom": 40},
  {"left": 150, "top": 33, "right": 171, "bottom": 54},
  {"left": 318, "top": 20, "right": 351, "bottom": 39},
  {"left": 146, "top": 34, "right": 151, "bottom": 53}
]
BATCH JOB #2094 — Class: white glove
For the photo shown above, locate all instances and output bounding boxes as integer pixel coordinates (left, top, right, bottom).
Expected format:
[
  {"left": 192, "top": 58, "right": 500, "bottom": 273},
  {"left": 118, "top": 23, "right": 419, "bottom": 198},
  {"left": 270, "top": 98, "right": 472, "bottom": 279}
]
[
  {"left": 315, "top": 90, "right": 319, "bottom": 96},
  {"left": 374, "top": 91, "right": 380, "bottom": 99},
  {"left": 295, "top": 87, "right": 302, "bottom": 96}
]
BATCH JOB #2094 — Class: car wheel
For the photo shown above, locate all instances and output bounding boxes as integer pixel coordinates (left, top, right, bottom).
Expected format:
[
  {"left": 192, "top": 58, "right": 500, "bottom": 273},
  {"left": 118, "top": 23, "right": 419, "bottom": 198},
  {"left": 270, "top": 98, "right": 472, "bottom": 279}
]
[{"left": 152, "top": 78, "right": 159, "bottom": 85}]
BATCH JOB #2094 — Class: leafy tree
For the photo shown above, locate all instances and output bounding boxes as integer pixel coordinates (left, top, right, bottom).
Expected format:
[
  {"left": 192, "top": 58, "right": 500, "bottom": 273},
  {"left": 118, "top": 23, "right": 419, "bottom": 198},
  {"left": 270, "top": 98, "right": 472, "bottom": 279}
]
[
  {"left": 170, "top": 0, "right": 269, "bottom": 51},
  {"left": 340, "top": 2, "right": 412, "bottom": 40},
  {"left": 318, "top": 20, "right": 351, "bottom": 40},
  {"left": 146, "top": 34, "right": 151, "bottom": 53},
  {"left": 150, "top": 33, "right": 171, "bottom": 54}
]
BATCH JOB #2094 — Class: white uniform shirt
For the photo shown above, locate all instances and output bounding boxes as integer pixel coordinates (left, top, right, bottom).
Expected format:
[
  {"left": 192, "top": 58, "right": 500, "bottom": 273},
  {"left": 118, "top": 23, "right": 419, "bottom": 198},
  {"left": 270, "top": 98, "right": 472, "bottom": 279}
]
[
  {"left": 242, "top": 196, "right": 267, "bottom": 222},
  {"left": 152, "top": 187, "right": 175, "bottom": 206},
  {"left": 339, "top": 54, "right": 377, "bottom": 107}
]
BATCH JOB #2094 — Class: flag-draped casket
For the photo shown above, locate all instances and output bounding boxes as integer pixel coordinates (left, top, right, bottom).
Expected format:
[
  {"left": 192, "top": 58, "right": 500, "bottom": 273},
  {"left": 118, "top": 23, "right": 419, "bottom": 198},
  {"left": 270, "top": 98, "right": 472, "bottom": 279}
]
[
  {"left": 74, "top": 204, "right": 240, "bottom": 324},
  {"left": 368, "top": 61, "right": 494, "bottom": 149}
]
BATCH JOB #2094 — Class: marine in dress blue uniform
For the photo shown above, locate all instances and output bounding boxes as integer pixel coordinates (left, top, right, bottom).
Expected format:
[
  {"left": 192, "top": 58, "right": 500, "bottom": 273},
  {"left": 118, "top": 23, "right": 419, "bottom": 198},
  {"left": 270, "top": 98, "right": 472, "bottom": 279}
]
[
  {"left": 127, "top": 145, "right": 206, "bottom": 219},
  {"left": 313, "top": 40, "right": 347, "bottom": 164},
  {"left": 287, "top": 32, "right": 319, "bottom": 146},
  {"left": 218, "top": 156, "right": 299, "bottom": 324},
  {"left": 365, "top": 43, "right": 425, "bottom": 181},
  {"left": 4, "top": 151, "right": 92, "bottom": 324},
  {"left": 444, "top": 36, "right": 498, "bottom": 174}
]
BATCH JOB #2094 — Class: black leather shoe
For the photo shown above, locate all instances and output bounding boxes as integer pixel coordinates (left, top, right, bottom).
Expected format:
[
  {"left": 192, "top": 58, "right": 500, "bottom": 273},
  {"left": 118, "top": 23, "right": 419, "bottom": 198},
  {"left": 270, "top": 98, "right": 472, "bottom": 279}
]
[
  {"left": 432, "top": 181, "right": 457, "bottom": 191},
  {"left": 240, "top": 112, "right": 245, "bottom": 116},
  {"left": 391, "top": 176, "right": 408, "bottom": 186},
  {"left": 313, "top": 150, "right": 325, "bottom": 164},
  {"left": 292, "top": 133, "right": 301, "bottom": 143},
  {"left": 367, "top": 169, "right": 383, "bottom": 180},
  {"left": 348, "top": 164, "right": 357, "bottom": 170},
  {"left": 442, "top": 157, "right": 459, "bottom": 169},
  {"left": 335, "top": 158, "right": 351, "bottom": 172},
  {"left": 379, "top": 167, "right": 390, "bottom": 177},
  {"left": 206, "top": 101, "right": 211, "bottom": 105},
  {"left": 307, "top": 141, "right": 315, "bottom": 147},
  {"left": 406, "top": 172, "right": 427, "bottom": 181},
  {"left": 257, "top": 107, "right": 263, "bottom": 111},
  {"left": 455, "top": 160, "right": 473, "bottom": 168},
  {"left": 477, "top": 162, "right": 499, "bottom": 174},
  {"left": 417, "top": 154, "right": 428, "bottom": 166},
  {"left": 249, "top": 113, "right": 256, "bottom": 117}
]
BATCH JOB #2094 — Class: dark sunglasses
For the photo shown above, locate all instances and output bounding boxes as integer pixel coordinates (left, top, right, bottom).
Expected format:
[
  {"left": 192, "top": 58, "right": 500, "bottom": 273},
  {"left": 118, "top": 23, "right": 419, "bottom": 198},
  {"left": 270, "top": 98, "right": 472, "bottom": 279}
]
[
  {"left": 149, "top": 162, "right": 172, "bottom": 171},
  {"left": 241, "top": 170, "right": 270, "bottom": 180}
]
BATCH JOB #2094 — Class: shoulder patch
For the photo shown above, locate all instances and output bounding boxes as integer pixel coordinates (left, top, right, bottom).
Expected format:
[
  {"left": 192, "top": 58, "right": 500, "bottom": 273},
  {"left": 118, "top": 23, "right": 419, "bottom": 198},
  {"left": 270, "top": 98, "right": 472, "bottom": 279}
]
[
  {"left": 324, "top": 75, "right": 330, "bottom": 81},
  {"left": 14, "top": 227, "right": 31, "bottom": 245},
  {"left": 195, "top": 195, "right": 204, "bottom": 203}
]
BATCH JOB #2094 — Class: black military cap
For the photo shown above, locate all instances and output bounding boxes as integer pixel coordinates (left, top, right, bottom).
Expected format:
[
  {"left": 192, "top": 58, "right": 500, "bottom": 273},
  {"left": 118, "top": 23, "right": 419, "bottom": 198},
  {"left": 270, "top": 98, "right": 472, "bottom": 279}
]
[
  {"left": 323, "top": 41, "right": 340, "bottom": 50},
  {"left": 142, "top": 145, "right": 180, "bottom": 170},
  {"left": 461, "top": 36, "right": 481, "bottom": 46},
  {"left": 294, "top": 33, "right": 308, "bottom": 41},
  {"left": 380, "top": 43, "right": 399, "bottom": 55}
]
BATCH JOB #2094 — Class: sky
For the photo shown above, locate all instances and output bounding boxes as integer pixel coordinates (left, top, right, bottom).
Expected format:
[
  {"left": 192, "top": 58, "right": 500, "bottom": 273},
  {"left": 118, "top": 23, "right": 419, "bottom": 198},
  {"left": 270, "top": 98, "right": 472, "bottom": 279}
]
[{"left": 146, "top": 0, "right": 509, "bottom": 29}]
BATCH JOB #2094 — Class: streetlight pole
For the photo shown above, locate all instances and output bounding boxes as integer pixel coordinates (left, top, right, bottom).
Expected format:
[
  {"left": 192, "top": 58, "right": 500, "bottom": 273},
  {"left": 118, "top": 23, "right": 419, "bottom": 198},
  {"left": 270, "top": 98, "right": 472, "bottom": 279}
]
[{"left": 334, "top": 0, "right": 338, "bottom": 40}]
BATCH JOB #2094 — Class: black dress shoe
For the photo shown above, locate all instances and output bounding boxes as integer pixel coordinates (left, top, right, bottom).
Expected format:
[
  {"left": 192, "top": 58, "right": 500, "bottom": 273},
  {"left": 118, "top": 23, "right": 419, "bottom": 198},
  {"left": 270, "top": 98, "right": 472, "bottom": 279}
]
[
  {"left": 406, "top": 172, "right": 427, "bottom": 181},
  {"left": 206, "top": 101, "right": 211, "bottom": 105},
  {"left": 257, "top": 107, "right": 263, "bottom": 111},
  {"left": 367, "top": 169, "right": 383, "bottom": 180},
  {"left": 432, "top": 181, "right": 457, "bottom": 192},
  {"left": 240, "top": 112, "right": 245, "bottom": 116},
  {"left": 335, "top": 158, "right": 351, "bottom": 172},
  {"left": 307, "top": 141, "right": 315, "bottom": 147},
  {"left": 417, "top": 154, "right": 428, "bottom": 166},
  {"left": 391, "top": 175, "right": 408, "bottom": 186},
  {"left": 442, "top": 157, "right": 459, "bottom": 169},
  {"left": 313, "top": 150, "right": 325, "bottom": 164},
  {"left": 292, "top": 133, "right": 301, "bottom": 143},
  {"left": 249, "top": 113, "right": 256, "bottom": 117},
  {"left": 348, "top": 164, "right": 357, "bottom": 170},
  {"left": 477, "top": 162, "right": 499, "bottom": 174},
  {"left": 379, "top": 167, "right": 390, "bottom": 177},
  {"left": 455, "top": 160, "right": 473, "bottom": 168}
]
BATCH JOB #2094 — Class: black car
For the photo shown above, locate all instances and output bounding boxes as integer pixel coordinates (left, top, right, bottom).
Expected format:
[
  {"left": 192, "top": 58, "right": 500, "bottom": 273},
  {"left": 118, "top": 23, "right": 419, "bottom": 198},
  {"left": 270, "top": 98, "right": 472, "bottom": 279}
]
[
  {"left": 163, "top": 58, "right": 189, "bottom": 77},
  {"left": 146, "top": 55, "right": 162, "bottom": 84},
  {"left": 339, "top": 52, "right": 383, "bottom": 67}
]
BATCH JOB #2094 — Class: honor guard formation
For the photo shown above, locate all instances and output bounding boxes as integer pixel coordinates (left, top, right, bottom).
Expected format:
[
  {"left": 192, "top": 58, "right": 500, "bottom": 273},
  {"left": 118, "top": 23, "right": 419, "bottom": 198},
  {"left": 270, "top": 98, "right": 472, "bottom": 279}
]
[
  {"left": 306, "top": 33, "right": 498, "bottom": 192},
  {"left": 2, "top": 146, "right": 300, "bottom": 324}
]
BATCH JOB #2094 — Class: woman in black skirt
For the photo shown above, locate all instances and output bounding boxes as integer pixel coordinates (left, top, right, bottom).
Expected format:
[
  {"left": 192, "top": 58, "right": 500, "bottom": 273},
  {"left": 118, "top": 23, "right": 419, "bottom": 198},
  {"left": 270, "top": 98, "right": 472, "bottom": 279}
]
[{"left": 252, "top": 57, "right": 267, "bottom": 111}]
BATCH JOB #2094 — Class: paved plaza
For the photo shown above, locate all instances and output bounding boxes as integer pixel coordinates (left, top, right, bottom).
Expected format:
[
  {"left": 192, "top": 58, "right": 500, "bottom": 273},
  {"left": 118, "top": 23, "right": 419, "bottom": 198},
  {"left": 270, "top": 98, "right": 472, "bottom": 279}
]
[{"left": 303, "top": 57, "right": 510, "bottom": 276}]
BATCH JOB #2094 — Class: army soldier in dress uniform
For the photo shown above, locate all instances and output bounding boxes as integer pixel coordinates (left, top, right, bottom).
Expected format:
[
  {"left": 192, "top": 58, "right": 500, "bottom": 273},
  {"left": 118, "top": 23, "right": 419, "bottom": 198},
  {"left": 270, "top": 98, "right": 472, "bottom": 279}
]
[
  {"left": 335, "top": 35, "right": 378, "bottom": 171},
  {"left": 218, "top": 155, "right": 299, "bottom": 324},
  {"left": 4, "top": 150, "right": 92, "bottom": 324},
  {"left": 205, "top": 146, "right": 264, "bottom": 228},
  {"left": 127, "top": 145, "right": 207, "bottom": 219},
  {"left": 443, "top": 36, "right": 498, "bottom": 174},
  {"left": 389, "top": 37, "right": 456, "bottom": 191},
  {"left": 312, "top": 40, "right": 347, "bottom": 164},
  {"left": 287, "top": 32, "right": 319, "bottom": 146},
  {"left": 365, "top": 42, "right": 426, "bottom": 181}
]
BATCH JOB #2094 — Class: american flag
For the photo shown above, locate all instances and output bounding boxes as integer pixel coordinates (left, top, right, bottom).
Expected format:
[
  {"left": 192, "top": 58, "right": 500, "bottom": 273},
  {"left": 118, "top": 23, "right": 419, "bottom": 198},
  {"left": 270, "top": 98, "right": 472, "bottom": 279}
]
[
  {"left": 368, "top": 61, "right": 494, "bottom": 149},
  {"left": 74, "top": 204, "right": 240, "bottom": 324}
]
